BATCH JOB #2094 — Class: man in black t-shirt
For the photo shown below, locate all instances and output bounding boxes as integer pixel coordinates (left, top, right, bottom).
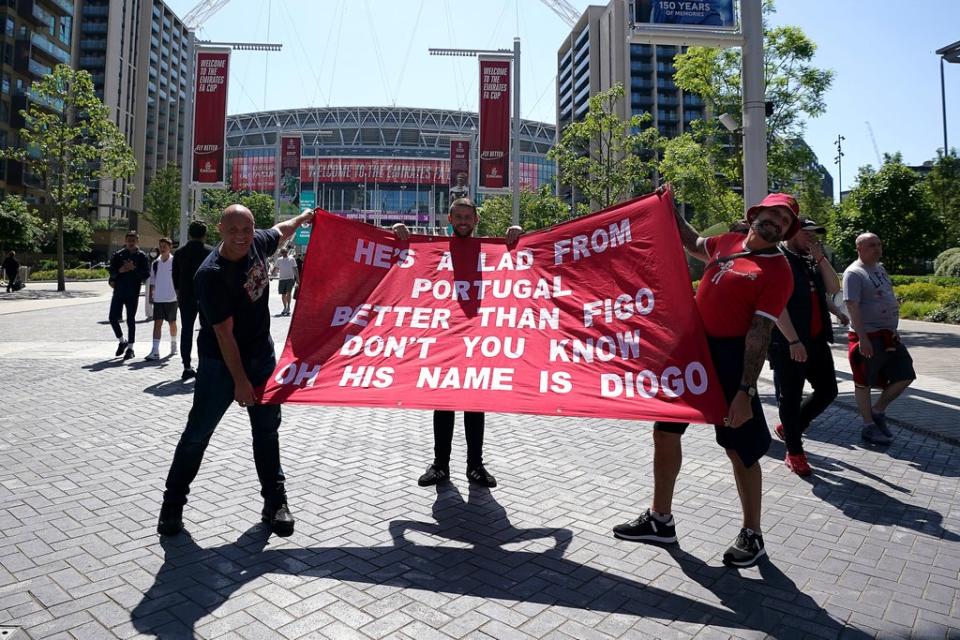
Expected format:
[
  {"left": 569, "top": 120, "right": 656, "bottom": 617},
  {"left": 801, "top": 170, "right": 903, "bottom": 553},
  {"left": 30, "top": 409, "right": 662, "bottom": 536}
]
[
  {"left": 157, "top": 204, "right": 315, "bottom": 538},
  {"left": 108, "top": 231, "right": 151, "bottom": 359},
  {"left": 173, "top": 220, "right": 212, "bottom": 380}
]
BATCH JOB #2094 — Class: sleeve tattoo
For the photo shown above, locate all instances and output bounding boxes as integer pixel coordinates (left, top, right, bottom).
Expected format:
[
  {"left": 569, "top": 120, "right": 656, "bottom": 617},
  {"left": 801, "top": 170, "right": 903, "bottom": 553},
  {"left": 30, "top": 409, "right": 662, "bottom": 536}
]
[
  {"left": 742, "top": 314, "right": 775, "bottom": 387},
  {"left": 674, "top": 209, "right": 709, "bottom": 263}
]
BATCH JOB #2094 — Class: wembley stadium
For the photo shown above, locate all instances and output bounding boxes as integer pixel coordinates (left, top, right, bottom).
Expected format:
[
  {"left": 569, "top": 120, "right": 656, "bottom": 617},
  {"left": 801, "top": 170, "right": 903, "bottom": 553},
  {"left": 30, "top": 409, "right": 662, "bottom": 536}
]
[{"left": 225, "top": 106, "right": 557, "bottom": 234}]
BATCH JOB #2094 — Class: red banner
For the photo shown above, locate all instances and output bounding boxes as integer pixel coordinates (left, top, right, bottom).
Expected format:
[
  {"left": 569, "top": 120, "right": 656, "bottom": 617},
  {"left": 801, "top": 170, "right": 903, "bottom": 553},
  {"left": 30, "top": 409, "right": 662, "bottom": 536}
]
[
  {"left": 231, "top": 155, "right": 275, "bottom": 191},
  {"left": 449, "top": 138, "right": 471, "bottom": 200},
  {"left": 301, "top": 158, "right": 447, "bottom": 185},
  {"left": 479, "top": 57, "right": 511, "bottom": 189},
  {"left": 192, "top": 49, "right": 230, "bottom": 184},
  {"left": 261, "top": 190, "right": 726, "bottom": 424}
]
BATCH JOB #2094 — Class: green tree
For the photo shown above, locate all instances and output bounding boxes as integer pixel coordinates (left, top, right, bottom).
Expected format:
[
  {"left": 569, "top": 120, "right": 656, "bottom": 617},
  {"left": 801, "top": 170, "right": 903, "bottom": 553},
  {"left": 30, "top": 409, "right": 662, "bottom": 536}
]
[
  {"left": 830, "top": 155, "right": 938, "bottom": 273},
  {"left": 924, "top": 149, "right": 960, "bottom": 249},
  {"left": 0, "top": 65, "right": 136, "bottom": 291},
  {"left": 477, "top": 186, "right": 580, "bottom": 237},
  {"left": 548, "top": 83, "right": 662, "bottom": 210},
  {"left": 142, "top": 163, "right": 182, "bottom": 240},
  {"left": 196, "top": 189, "right": 276, "bottom": 243},
  {"left": 0, "top": 195, "right": 44, "bottom": 252},
  {"left": 41, "top": 215, "right": 93, "bottom": 255}
]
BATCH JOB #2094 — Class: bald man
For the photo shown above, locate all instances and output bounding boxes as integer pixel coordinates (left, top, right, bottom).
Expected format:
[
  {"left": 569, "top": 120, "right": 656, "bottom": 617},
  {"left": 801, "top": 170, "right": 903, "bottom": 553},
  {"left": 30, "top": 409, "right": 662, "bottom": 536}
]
[{"left": 157, "top": 205, "right": 315, "bottom": 537}]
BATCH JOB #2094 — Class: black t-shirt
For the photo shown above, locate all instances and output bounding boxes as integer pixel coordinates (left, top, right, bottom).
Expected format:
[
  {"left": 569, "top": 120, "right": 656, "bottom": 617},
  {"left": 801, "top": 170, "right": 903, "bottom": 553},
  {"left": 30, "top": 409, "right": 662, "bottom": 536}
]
[{"left": 196, "top": 228, "right": 280, "bottom": 363}]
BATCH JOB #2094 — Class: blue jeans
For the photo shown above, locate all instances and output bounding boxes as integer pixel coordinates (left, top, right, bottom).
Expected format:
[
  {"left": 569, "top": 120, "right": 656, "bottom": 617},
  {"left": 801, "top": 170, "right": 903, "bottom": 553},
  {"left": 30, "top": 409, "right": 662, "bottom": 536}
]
[{"left": 163, "top": 352, "right": 285, "bottom": 506}]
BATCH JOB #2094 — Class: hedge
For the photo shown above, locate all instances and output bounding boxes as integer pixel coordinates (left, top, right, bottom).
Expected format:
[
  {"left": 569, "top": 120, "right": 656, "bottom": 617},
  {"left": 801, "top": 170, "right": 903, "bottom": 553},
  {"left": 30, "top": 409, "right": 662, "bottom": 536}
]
[{"left": 28, "top": 268, "right": 109, "bottom": 280}]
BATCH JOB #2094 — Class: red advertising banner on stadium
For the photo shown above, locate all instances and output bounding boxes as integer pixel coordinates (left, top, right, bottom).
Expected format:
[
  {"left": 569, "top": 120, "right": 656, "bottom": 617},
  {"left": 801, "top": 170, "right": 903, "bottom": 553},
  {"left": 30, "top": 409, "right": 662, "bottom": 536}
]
[
  {"left": 478, "top": 57, "right": 511, "bottom": 189},
  {"left": 449, "top": 138, "right": 471, "bottom": 200},
  {"left": 261, "top": 190, "right": 726, "bottom": 424},
  {"left": 302, "top": 158, "right": 447, "bottom": 185},
  {"left": 192, "top": 49, "right": 230, "bottom": 184}
]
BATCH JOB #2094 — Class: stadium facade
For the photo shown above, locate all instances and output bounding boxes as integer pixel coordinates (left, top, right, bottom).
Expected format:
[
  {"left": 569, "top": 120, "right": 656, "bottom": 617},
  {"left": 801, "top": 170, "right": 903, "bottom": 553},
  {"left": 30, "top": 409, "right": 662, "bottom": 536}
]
[{"left": 225, "top": 106, "right": 557, "bottom": 231}]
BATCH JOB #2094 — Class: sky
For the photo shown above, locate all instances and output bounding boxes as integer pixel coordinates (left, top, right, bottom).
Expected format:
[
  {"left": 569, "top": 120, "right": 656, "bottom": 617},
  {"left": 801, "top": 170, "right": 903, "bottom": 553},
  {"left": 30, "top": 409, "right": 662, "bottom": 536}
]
[{"left": 165, "top": 0, "right": 960, "bottom": 199}]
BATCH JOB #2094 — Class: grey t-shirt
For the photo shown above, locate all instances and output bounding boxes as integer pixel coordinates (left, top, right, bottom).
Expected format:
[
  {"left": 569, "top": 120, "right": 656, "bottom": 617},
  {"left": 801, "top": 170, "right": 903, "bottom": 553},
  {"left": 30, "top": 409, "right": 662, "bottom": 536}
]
[{"left": 842, "top": 260, "right": 899, "bottom": 332}]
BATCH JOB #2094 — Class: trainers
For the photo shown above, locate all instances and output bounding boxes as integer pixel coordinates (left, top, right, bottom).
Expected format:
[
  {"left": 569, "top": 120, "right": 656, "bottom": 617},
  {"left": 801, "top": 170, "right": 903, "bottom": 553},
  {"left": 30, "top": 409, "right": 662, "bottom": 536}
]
[
  {"left": 261, "top": 501, "right": 295, "bottom": 537},
  {"left": 612, "top": 509, "right": 678, "bottom": 543},
  {"left": 123, "top": 347, "right": 135, "bottom": 360},
  {"left": 170, "top": 345, "right": 178, "bottom": 356},
  {"left": 466, "top": 463, "right": 497, "bottom": 488},
  {"left": 774, "top": 423, "right": 785, "bottom": 441},
  {"left": 417, "top": 464, "right": 449, "bottom": 486},
  {"left": 784, "top": 452, "right": 812, "bottom": 477},
  {"left": 144, "top": 352, "right": 160, "bottom": 361},
  {"left": 871, "top": 412, "right": 893, "bottom": 438},
  {"left": 861, "top": 423, "right": 892, "bottom": 445},
  {"left": 723, "top": 528, "right": 766, "bottom": 567},
  {"left": 181, "top": 367, "right": 197, "bottom": 381},
  {"left": 115, "top": 340, "right": 128, "bottom": 357},
  {"left": 156, "top": 502, "right": 183, "bottom": 536}
]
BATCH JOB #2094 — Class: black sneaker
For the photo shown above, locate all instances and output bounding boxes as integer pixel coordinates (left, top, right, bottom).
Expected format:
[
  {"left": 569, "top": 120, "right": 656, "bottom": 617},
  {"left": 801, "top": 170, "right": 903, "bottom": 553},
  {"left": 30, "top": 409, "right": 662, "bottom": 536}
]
[
  {"left": 123, "top": 347, "right": 135, "bottom": 360},
  {"left": 115, "top": 340, "right": 128, "bottom": 357},
  {"left": 417, "top": 464, "right": 449, "bottom": 486},
  {"left": 871, "top": 412, "right": 893, "bottom": 438},
  {"left": 722, "top": 528, "right": 766, "bottom": 567},
  {"left": 466, "top": 464, "right": 497, "bottom": 488},
  {"left": 181, "top": 367, "right": 197, "bottom": 381},
  {"left": 156, "top": 502, "right": 183, "bottom": 536},
  {"left": 262, "top": 501, "right": 295, "bottom": 537},
  {"left": 612, "top": 509, "right": 678, "bottom": 543}
]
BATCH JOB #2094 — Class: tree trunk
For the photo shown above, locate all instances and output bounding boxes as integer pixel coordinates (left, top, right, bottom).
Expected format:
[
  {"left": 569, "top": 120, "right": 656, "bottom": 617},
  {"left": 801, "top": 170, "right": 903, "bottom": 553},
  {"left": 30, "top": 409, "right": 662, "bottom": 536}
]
[{"left": 56, "top": 209, "right": 65, "bottom": 292}]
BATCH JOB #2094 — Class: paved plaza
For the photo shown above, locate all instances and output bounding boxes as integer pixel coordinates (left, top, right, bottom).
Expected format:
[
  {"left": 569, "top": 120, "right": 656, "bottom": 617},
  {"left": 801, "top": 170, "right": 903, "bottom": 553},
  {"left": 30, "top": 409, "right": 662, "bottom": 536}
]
[{"left": 0, "top": 282, "right": 958, "bottom": 639}]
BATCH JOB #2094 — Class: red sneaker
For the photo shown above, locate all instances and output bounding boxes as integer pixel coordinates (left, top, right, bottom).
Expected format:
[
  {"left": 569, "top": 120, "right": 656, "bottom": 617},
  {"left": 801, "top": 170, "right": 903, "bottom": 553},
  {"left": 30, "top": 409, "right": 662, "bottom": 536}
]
[
  {"left": 785, "top": 452, "right": 811, "bottom": 477},
  {"left": 774, "top": 423, "right": 785, "bottom": 441}
]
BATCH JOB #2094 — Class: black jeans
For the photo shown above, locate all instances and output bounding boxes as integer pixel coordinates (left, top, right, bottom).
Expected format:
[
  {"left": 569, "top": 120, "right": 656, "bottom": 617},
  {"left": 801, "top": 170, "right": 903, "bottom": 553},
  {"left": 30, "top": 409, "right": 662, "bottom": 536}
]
[
  {"left": 433, "top": 410, "right": 484, "bottom": 468},
  {"left": 770, "top": 339, "right": 838, "bottom": 455},
  {"left": 163, "top": 352, "right": 286, "bottom": 507},
  {"left": 109, "top": 291, "right": 140, "bottom": 343},
  {"left": 178, "top": 297, "right": 199, "bottom": 368}
]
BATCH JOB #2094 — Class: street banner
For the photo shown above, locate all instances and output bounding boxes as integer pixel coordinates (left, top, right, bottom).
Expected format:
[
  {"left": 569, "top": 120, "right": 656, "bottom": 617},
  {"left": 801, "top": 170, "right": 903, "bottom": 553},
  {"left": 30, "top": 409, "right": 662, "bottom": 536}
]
[
  {"left": 231, "top": 154, "right": 275, "bottom": 191},
  {"left": 449, "top": 138, "right": 471, "bottom": 201},
  {"left": 302, "top": 158, "right": 447, "bottom": 185},
  {"left": 279, "top": 136, "right": 302, "bottom": 217},
  {"left": 633, "top": 0, "right": 736, "bottom": 29},
  {"left": 261, "top": 189, "right": 727, "bottom": 425},
  {"left": 192, "top": 49, "right": 230, "bottom": 184},
  {"left": 478, "top": 57, "right": 511, "bottom": 189}
]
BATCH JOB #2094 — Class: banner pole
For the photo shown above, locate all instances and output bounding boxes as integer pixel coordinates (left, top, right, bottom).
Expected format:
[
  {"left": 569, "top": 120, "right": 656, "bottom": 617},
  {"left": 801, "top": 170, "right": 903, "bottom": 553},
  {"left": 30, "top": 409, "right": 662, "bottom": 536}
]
[{"left": 511, "top": 37, "right": 521, "bottom": 227}]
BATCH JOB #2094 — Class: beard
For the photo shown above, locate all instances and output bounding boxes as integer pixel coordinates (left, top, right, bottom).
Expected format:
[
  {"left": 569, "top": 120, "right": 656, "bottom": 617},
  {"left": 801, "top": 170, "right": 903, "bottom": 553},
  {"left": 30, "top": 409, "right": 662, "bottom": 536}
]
[{"left": 752, "top": 220, "right": 783, "bottom": 243}]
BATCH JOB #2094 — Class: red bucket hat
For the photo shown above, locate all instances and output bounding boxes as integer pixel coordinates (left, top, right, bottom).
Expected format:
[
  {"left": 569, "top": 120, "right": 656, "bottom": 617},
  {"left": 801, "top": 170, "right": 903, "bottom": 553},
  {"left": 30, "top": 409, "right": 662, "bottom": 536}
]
[{"left": 745, "top": 193, "right": 801, "bottom": 240}]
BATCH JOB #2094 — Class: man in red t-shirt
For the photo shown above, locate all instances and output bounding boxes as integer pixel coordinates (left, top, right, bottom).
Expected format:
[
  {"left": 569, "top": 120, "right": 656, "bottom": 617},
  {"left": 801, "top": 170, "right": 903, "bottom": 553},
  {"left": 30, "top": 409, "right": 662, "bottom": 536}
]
[{"left": 613, "top": 192, "right": 798, "bottom": 568}]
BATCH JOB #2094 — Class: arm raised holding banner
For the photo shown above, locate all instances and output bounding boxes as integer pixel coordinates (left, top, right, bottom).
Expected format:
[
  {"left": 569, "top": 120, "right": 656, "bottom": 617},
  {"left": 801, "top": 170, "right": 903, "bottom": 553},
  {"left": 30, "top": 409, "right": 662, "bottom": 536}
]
[{"left": 273, "top": 208, "right": 315, "bottom": 244}]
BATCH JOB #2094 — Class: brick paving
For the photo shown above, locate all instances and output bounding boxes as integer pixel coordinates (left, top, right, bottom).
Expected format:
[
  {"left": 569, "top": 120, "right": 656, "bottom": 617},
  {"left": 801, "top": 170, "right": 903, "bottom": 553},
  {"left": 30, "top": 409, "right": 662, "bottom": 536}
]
[{"left": 0, "top": 288, "right": 958, "bottom": 639}]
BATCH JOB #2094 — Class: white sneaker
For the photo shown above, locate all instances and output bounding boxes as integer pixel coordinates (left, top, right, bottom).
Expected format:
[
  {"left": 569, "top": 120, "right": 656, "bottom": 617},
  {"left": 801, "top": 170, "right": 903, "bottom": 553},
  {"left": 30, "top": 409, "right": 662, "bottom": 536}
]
[
  {"left": 144, "top": 352, "right": 160, "bottom": 361},
  {"left": 170, "top": 345, "right": 178, "bottom": 356}
]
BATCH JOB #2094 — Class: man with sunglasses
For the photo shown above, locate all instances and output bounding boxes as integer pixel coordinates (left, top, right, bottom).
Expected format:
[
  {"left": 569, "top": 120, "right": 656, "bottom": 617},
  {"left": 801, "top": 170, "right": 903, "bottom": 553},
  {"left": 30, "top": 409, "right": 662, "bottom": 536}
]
[{"left": 842, "top": 233, "right": 915, "bottom": 445}]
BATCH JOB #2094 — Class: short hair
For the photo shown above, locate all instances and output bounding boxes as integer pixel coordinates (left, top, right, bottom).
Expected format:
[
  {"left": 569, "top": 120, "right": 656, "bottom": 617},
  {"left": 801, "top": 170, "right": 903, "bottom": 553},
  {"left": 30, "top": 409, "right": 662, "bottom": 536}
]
[
  {"left": 449, "top": 197, "right": 477, "bottom": 215},
  {"left": 188, "top": 220, "right": 207, "bottom": 239},
  {"left": 856, "top": 232, "right": 879, "bottom": 247},
  {"left": 159, "top": 237, "right": 172, "bottom": 246},
  {"left": 125, "top": 230, "right": 139, "bottom": 239}
]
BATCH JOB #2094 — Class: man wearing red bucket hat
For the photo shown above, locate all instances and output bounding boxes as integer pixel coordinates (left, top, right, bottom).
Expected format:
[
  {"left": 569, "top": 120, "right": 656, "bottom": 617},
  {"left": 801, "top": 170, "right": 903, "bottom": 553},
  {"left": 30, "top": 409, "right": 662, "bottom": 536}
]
[{"left": 614, "top": 190, "right": 797, "bottom": 568}]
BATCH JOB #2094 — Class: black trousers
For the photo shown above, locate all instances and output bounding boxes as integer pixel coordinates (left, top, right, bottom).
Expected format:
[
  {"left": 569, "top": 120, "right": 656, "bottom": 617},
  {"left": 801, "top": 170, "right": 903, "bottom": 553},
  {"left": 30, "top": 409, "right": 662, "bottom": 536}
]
[
  {"left": 109, "top": 291, "right": 139, "bottom": 343},
  {"left": 178, "top": 297, "right": 199, "bottom": 368},
  {"left": 433, "top": 410, "right": 484, "bottom": 468},
  {"left": 770, "top": 339, "right": 838, "bottom": 455}
]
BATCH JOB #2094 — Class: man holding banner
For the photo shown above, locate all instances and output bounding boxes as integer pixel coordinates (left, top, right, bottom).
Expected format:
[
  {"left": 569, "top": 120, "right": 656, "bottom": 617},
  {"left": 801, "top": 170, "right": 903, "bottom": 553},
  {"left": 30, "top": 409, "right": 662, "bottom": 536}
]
[
  {"left": 392, "top": 198, "right": 521, "bottom": 488},
  {"left": 156, "top": 204, "right": 315, "bottom": 538},
  {"left": 614, "top": 192, "right": 799, "bottom": 568}
]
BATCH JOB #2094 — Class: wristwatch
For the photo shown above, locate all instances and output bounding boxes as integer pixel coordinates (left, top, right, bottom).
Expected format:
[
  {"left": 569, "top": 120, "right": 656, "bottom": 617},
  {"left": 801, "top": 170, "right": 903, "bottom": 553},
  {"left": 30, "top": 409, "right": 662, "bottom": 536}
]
[{"left": 738, "top": 384, "right": 757, "bottom": 397}]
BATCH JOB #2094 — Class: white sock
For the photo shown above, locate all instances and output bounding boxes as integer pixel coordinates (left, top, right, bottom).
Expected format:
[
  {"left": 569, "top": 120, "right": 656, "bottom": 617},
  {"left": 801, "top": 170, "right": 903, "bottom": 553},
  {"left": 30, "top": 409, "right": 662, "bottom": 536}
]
[
  {"left": 152, "top": 338, "right": 160, "bottom": 354},
  {"left": 170, "top": 339, "right": 178, "bottom": 353},
  {"left": 650, "top": 509, "right": 672, "bottom": 523}
]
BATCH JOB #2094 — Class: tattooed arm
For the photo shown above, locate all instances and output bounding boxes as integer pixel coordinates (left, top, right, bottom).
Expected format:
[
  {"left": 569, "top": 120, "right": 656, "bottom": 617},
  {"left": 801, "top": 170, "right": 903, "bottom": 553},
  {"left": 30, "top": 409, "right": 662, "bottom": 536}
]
[
  {"left": 727, "top": 314, "right": 775, "bottom": 428},
  {"left": 673, "top": 206, "right": 711, "bottom": 263}
]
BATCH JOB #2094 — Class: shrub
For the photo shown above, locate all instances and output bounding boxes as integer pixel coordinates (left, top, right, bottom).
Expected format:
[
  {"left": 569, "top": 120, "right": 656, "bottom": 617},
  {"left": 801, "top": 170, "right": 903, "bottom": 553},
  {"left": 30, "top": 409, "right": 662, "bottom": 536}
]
[
  {"left": 899, "top": 300, "right": 940, "bottom": 319},
  {"left": 28, "top": 268, "right": 109, "bottom": 280},
  {"left": 925, "top": 302, "right": 960, "bottom": 324},
  {"left": 894, "top": 282, "right": 942, "bottom": 303},
  {"left": 937, "top": 288, "right": 960, "bottom": 306},
  {"left": 889, "top": 275, "right": 960, "bottom": 286},
  {"left": 934, "top": 247, "right": 960, "bottom": 273},
  {"left": 936, "top": 253, "right": 960, "bottom": 278}
]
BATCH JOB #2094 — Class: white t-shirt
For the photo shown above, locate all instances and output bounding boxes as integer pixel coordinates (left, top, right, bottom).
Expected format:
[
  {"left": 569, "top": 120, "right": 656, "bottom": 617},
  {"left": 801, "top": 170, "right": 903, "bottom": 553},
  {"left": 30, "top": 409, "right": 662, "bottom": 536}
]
[
  {"left": 842, "top": 259, "right": 899, "bottom": 332},
  {"left": 149, "top": 254, "right": 177, "bottom": 303},
  {"left": 276, "top": 256, "right": 298, "bottom": 280}
]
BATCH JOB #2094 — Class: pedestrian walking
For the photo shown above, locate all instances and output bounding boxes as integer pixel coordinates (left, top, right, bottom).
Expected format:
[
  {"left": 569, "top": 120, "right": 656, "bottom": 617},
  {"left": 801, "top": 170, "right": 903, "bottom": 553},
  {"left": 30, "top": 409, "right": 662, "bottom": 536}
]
[
  {"left": 273, "top": 247, "right": 298, "bottom": 316},
  {"left": 145, "top": 238, "right": 178, "bottom": 361},
  {"left": 156, "top": 204, "right": 315, "bottom": 538},
  {"left": 172, "top": 221, "right": 212, "bottom": 380},
  {"left": 842, "top": 233, "right": 916, "bottom": 444},
  {"left": 391, "top": 198, "right": 522, "bottom": 489},
  {"left": 108, "top": 230, "right": 150, "bottom": 360},
  {"left": 2, "top": 251, "right": 20, "bottom": 292},
  {"left": 612, "top": 192, "right": 798, "bottom": 568},
  {"left": 769, "top": 219, "right": 846, "bottom": 476}
]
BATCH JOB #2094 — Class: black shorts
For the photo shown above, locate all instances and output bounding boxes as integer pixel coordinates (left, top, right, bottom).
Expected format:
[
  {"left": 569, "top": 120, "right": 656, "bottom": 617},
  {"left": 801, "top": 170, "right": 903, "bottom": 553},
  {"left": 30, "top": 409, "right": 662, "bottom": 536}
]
[
  {"left": 153, "top": 301, "right": 178, "bottom": 322},
  {"left": 278, "top": 278, "right": 295, "bottom": 295},
  {"left": 654, "top": 336, "right": 772, "bottom": 468},
  {"left": 848, "top": 332, "right": 916, "bottom": 388}
]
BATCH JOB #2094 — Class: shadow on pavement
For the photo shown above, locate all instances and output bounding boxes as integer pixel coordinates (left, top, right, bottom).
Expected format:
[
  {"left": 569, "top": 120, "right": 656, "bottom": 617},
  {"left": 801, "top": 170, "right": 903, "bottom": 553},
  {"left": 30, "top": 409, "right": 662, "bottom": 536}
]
[
  {"left": 0, "top": 288, "right": 99, "bottom": 301},
  {"left": 898, "top": 328, "right": 960, "bottom": 350},
  {"left": 144, "top": 379, "right": 194, "bottom": 397},
  {"left": 81, "top": 358, "right": 128, "bottom": 372},
  {"left": 130, "top": 484, "right": 859, "bottom": 638}
]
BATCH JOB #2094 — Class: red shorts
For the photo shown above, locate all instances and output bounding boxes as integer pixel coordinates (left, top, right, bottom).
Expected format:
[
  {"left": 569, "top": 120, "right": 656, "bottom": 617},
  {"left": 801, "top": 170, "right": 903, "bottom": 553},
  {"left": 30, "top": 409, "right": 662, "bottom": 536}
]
[{"left": 847, "top": 331, "right": 915, "bottom": 388}]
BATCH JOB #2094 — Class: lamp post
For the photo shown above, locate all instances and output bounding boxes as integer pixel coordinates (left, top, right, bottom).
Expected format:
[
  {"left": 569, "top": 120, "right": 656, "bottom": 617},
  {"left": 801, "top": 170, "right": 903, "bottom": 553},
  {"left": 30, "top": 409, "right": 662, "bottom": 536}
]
[
  {"left": 834, "top": 134, "right": 845, "bottom": 203},
  {"left": 429, "top": 39, "right": 521, "bottom": 227},
  {"left": 936, "top": 41, "right": 960, "bottom": 154}
]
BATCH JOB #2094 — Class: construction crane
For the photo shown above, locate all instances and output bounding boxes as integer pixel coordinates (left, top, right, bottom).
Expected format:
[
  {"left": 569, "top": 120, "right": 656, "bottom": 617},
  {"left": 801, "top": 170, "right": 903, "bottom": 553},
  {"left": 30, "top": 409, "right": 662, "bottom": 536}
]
[
  {"left": 865, "top": 121, "right": 882, "bottom": 166},
  {"left": 182, "top": 0, "right": 232, "bottom": 31},
  {"left": 538, "top": 0, "right": 581, "bottom": 27}
]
